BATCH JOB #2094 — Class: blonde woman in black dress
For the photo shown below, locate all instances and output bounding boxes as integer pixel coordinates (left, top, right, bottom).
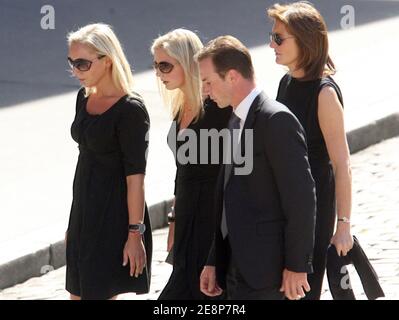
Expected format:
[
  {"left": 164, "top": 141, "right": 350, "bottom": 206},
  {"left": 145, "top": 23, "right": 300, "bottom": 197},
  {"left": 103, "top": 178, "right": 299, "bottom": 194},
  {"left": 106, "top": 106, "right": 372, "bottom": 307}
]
[
  {"left": 151, "top": 29, "right": 231, "bottom": 299},
  {"left": 66, "top": 23, "right": 152, "bottom": 300}
]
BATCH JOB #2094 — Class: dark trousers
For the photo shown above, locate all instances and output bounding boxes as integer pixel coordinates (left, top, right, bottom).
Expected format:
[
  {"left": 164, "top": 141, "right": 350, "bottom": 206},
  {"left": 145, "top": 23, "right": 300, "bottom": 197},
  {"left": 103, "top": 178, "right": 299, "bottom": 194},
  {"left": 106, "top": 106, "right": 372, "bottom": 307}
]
[
  {"left": 225, "top": 239, "right": 284, "bottom": 300},
  {"left": 303, "top": 203, "right": 336, "bottom": 300}
]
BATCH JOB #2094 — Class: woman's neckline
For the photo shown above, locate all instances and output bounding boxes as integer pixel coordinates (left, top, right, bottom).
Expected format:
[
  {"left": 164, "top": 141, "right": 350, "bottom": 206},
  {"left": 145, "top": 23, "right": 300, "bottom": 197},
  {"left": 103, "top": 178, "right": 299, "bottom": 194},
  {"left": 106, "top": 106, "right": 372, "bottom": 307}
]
[
  {"left": 84, "top": 94, "right": 128, "bottom": 117},
  {"left": 289, "top": 74, "right": 321, "bottom": 84}
]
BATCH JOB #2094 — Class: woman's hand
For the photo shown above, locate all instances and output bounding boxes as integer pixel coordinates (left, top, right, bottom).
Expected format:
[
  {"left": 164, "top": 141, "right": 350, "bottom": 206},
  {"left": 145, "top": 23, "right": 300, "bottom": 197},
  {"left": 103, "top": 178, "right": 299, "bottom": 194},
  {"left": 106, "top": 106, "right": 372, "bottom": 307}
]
[
  {"left": 330, "top": 223, "right": 353, "bottom": 256},
  {"left": 123, "top": 233, "right": 147, "bottom": 277}
]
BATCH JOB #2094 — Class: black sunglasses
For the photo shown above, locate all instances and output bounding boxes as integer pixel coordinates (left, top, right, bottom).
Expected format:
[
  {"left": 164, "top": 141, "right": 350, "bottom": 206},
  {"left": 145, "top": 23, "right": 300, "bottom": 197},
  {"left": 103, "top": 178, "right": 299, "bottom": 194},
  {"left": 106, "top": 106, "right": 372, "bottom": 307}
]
[
  {"left": 67, "top": 55, "right": 106, "bottom": 72},
  {"left": 153, "top": 61, "right": 174, "bottom": 74},
  {"left": 269, "top": 32, "right": 294, "bottom": 46}
]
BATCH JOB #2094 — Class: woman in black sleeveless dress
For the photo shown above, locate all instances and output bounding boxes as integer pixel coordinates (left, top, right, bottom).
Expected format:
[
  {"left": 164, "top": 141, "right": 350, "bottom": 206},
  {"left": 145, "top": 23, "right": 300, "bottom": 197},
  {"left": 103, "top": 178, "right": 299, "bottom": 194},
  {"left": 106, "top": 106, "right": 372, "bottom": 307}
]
[
  {"left": 151, "top": 29, "right": 231, "bottom": 299},
  {"left": 66, "top": 23, "right": 151, "bottom": 300},
  {"left": 268, "top": 2, "right": 354, "bottom": 300}
]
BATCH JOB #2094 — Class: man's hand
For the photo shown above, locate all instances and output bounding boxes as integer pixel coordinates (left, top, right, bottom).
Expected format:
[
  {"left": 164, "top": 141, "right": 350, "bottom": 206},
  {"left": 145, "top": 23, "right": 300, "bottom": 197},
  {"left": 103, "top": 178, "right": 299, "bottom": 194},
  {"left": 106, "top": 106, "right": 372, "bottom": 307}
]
[
  {"left": 279, "top": 268, "right": 310, "bottom": 300},
  {"left": 200, "top": 266, "right": 223, "bottom": 297}
]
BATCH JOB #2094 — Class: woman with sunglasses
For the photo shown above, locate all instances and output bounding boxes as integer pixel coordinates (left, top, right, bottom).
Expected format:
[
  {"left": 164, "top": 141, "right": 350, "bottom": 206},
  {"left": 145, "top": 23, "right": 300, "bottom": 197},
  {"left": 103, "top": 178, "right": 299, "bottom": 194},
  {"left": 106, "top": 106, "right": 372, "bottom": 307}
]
[
  {"left": 151, "top": 29, "right": 231, "bottom": 300},
  {"left": 267, "top": 2, "right": 353, "bottom": 299},
  {"left": 65, "top": 23, "right": 152, "bottom": 300}
]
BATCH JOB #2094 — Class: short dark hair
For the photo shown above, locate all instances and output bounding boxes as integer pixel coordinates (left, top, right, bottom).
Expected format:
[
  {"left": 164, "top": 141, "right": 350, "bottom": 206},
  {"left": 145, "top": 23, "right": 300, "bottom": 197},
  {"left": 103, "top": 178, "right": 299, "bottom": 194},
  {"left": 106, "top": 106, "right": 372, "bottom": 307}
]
[
  {"left": 195, "top": 35, "right": 254, "bottom": 80},
  {"left": 267, "top": 1, "right": 336, "bottom": 80}
]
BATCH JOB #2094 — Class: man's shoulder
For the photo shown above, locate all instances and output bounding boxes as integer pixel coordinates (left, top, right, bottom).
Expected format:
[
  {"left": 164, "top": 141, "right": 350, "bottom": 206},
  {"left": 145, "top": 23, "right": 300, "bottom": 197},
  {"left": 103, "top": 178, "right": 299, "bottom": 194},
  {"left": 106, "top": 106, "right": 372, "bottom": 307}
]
[
  {"left": 256, "top": 92, "right": 293, "bottom": 119},
  {"left": 254, "top": 93, "right": 303, "bottom": 134}
]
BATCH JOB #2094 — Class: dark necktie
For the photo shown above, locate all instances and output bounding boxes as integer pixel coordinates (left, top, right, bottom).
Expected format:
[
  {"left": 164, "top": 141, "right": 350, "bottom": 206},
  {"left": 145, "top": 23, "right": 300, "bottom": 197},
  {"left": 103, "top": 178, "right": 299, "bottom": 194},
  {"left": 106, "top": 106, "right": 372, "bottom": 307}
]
[{"left": 221, "top": 112, "right": 241, "bottom": 239}]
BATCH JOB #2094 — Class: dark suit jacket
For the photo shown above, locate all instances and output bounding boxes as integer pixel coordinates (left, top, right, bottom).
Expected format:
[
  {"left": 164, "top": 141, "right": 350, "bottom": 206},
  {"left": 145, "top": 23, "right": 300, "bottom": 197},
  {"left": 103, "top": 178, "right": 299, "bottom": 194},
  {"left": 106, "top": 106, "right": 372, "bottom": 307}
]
[{"left": 207, "top": 91, "right": 316, "bottom": 290}]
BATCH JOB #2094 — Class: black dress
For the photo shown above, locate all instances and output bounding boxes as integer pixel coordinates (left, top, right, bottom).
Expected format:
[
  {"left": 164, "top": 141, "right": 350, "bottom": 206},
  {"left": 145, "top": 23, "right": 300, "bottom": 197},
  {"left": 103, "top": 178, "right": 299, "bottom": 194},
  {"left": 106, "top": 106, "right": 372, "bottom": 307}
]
[
  {"left": 66, "top": 88, "right": 152, "bottom": 300},
  {"left": 276, "top": 74, "right": 344, "bottom": 300},
  {"left": 158, "top": 99, "right": 231, "bottom": 300}
]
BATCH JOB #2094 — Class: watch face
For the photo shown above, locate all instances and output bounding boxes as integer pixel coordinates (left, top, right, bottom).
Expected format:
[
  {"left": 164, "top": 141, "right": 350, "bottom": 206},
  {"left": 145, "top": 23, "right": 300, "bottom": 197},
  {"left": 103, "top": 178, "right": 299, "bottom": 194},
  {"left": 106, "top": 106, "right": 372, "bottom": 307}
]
[{"left": 129, "top": 224, "right": 146, "bottom": 234}]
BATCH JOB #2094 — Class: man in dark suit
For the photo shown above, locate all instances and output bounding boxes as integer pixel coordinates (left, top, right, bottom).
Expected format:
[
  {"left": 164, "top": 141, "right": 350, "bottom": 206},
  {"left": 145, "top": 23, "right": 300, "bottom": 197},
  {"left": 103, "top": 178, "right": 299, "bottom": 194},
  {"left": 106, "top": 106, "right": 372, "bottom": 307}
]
[{"left": 196, "top": 36, "right": 317, "bottom": 300}]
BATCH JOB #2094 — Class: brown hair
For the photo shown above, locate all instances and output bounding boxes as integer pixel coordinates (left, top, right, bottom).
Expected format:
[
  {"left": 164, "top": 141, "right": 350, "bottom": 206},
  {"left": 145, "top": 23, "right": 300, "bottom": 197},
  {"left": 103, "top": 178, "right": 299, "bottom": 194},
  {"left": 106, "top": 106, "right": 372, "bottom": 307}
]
[
  {"left": 267, "top": 1, "right": 336, "bottom": 80},
  {"left": 195, "top": 35, "right": 254, "bottom": 80}
]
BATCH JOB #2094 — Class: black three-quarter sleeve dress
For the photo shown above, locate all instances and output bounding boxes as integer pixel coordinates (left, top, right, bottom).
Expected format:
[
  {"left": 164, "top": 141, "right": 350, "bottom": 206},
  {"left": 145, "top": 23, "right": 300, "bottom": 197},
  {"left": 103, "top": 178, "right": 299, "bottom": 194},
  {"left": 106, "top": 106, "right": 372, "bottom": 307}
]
[
  {"left": 158, "top": 98, "right": 232, "bottom": 300},
  {"left": 66, "top": 88, "right": 152, "bottom": 300}
]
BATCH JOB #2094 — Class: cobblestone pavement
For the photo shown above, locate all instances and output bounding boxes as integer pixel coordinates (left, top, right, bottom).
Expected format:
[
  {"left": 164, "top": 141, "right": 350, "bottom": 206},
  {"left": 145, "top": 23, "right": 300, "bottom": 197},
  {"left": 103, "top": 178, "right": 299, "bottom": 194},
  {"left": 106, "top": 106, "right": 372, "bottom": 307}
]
[
  {"left": 321, "top": 136, "right": 399, "bottom": 300},
  {"left": 1, "top": 137, "right": 398, "bottom": 300}
]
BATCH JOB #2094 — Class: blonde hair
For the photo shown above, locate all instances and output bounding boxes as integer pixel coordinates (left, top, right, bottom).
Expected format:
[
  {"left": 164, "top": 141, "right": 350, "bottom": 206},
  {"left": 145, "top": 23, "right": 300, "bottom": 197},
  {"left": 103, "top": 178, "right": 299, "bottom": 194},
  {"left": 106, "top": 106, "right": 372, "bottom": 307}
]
[
  {"left": 151, "top": 28, "right": 203, "bottom": 123},
  {"left": 67, "top": 23, "right": 136, "bottom": 97}
]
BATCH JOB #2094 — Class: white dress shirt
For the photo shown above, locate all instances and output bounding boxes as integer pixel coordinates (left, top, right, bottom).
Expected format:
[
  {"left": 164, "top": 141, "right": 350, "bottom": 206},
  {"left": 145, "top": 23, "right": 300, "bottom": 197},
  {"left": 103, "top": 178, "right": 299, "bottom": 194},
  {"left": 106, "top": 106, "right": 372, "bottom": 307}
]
[{"left": 233, "top": 87, "right": 263, "bottom": 142}]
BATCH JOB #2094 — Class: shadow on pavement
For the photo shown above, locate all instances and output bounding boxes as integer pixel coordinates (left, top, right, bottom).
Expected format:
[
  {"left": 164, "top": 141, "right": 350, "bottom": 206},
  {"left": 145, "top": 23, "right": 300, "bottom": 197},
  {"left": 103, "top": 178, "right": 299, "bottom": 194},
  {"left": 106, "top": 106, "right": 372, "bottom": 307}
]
[{"left": 0, "top": 0, "right": 398, "bottom": 108}]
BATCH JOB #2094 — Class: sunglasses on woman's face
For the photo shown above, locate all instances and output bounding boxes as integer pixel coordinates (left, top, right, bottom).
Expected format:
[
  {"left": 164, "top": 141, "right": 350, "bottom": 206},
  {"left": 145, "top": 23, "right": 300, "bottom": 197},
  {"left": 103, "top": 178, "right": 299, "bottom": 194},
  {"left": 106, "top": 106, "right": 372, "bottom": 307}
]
[
  {"left": 153, "top": 61, "right": 174, "bottom": 74},
  {"left": 67, "top": 55, "right": 106, "bottom": 72},
  {"left": 269, "top": 32, "right": 294, "bottom": 46}
]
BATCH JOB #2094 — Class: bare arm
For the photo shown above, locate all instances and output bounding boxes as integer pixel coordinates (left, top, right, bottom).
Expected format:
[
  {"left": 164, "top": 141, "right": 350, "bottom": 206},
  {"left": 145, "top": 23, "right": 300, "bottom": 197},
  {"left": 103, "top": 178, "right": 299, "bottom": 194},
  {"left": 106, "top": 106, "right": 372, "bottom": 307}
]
[
  {"left": 318, "top": 86, "right": 353, "bottom": 256},
  {"left": 126, "top": 174, "right": 145, "bottom": 225},
  {"left": 123, "top": 174, "right": 146, "bottom": 277}
]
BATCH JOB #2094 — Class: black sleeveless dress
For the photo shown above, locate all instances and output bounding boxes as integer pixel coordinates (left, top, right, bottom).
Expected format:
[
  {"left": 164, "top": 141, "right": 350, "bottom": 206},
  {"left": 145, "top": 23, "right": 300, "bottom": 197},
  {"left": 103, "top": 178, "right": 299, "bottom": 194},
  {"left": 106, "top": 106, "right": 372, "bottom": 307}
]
[
  {"left": 66, "top": 88, "right": 152, "bottom": 300},
  {"left": 158, "top": 99, "right": 231, "bottom": 300},
  {"left": 276, "top": 74, "right": 344, "bottom": 300}
]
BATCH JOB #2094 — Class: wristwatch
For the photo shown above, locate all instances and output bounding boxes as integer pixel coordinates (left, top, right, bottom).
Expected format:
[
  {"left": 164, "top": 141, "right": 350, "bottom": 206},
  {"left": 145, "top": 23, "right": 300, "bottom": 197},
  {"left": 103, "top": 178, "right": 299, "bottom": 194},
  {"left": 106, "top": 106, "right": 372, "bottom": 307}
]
[{"left": 128, "top": 223, "right": 146, "bottom": 235}]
